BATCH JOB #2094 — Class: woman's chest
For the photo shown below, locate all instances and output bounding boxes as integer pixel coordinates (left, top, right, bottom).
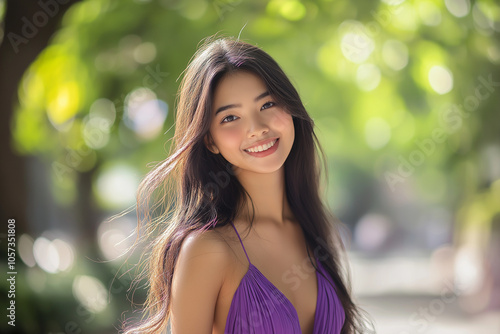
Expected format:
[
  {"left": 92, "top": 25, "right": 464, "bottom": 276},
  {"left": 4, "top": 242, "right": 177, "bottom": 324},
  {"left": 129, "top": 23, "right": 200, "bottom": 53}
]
[{"left": 212, "top": 223, "right": 319, "bottom": 333}]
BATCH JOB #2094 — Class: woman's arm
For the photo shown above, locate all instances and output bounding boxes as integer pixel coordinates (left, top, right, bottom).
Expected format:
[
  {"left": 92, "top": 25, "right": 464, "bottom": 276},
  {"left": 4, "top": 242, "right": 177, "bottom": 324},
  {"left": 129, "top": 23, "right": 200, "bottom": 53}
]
[{"left": 170, "top": 230, "right": 230, "bottom": 334}]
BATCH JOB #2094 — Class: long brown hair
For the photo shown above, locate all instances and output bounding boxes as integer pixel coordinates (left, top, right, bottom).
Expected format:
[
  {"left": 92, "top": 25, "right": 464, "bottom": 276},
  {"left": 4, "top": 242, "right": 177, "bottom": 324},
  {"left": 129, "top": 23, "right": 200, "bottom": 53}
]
[{"left": 120, "top": 34, "right": 373, "bottom": 334}]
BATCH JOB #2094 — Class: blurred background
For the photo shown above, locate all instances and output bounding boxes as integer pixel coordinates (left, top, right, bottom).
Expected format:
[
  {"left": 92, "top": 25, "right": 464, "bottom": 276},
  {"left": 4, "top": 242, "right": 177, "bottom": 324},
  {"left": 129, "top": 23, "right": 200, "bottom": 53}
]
[{"left": 0, "top": 0, "right": 499, "bottom": 333}]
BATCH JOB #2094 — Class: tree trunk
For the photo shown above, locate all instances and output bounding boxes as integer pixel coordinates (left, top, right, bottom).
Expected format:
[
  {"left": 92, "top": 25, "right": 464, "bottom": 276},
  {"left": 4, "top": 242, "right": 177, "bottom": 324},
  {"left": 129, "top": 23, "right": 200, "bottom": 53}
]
[{"left": 0, "top": 0, "right": 81, "bottom": 233}]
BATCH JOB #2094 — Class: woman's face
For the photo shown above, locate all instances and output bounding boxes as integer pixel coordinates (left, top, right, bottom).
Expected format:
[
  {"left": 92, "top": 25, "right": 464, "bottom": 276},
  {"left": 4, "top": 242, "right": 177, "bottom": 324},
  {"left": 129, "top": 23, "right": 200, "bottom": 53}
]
[{"left": 207, "top": 70, "right": 295, "bottom": 175}]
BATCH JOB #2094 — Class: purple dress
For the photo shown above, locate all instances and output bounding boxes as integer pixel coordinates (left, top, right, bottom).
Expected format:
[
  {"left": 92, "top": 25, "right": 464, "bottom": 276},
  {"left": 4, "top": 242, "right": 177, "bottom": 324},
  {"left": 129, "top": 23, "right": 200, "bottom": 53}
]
[{"left": 224, "top": 222, "right": 345, "bottom": 333}]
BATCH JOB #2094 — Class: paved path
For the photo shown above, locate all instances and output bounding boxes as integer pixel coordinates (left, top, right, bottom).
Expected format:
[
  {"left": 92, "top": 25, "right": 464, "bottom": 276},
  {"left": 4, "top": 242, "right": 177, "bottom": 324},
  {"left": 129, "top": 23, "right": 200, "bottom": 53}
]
[{"left": 358, "top": 294, "right": 500, "bottom": 334}]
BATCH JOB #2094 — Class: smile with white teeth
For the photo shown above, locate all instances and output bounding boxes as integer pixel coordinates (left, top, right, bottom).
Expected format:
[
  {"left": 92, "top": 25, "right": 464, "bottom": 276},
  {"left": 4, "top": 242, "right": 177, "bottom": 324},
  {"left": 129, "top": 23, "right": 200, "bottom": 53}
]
[{"left": 244, "top": 139, "right": 278, "bottom": 153}]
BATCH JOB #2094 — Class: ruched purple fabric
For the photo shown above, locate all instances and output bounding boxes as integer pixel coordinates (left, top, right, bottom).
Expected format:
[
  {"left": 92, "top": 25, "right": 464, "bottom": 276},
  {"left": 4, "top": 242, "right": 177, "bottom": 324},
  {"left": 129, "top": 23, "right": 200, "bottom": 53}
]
[{"left": 224, "top": 222, "right": 345, "bottom": 333}]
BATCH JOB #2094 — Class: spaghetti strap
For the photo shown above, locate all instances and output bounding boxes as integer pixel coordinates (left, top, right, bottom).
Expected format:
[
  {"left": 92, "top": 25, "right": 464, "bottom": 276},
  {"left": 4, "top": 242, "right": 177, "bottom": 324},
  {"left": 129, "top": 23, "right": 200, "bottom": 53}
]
[
  {"left": 225, "top": 221, "right": 346, "bottom": 334},
  {"left": 229, "top": 221, "right": 251, "bottom": 265}
]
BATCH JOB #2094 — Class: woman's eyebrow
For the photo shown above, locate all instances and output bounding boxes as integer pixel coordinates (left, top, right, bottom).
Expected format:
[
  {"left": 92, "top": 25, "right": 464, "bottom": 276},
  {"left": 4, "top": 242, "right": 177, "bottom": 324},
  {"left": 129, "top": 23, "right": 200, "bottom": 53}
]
[{"left": 215, "top": 91, "right": 270, "bottom": 115}]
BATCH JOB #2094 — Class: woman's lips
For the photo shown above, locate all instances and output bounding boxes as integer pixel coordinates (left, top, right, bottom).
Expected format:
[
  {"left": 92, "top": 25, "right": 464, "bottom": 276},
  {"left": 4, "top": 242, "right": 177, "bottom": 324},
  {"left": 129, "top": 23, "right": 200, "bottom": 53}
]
[
  {"left": 243, "top": 138, "right": 279, "bottom": 157},
  {"left": 244, "top": 137, "right": 279, "bottom": 151}
]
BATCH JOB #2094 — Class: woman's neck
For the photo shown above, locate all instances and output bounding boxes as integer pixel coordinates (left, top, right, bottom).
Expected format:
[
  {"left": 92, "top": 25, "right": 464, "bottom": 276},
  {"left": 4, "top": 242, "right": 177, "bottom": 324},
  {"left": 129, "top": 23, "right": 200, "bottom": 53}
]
[{"left": 234, "top": 165, "right": 295, "bottom": 228}]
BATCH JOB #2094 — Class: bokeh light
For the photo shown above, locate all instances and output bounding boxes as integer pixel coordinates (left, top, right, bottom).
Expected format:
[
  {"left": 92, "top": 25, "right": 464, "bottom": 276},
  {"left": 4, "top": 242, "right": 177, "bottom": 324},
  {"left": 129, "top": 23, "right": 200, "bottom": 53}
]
[
  {"left": 123, "top": 87, "right": 168, "bottom": 140},
  {"left": 133, "top": 42, "right": 157, "bottom": 64},
  {"left": 95, "top": 163, "right": 141, "bottom": 208},
  {"left": 356, "top": 64, "right": 381, "bottom": 91},
  {"left": 365, "top": 117, "right": 392, "bottom": 150},
  {"left": 382, "top": 40, "right": 409, "bottom": 71},
  {"left": 417, "top": 1, "right": 442, "bottom": 26},
  {"left": 454, "top": 244, "right": 484, "bottom": 295},
  {"left": 72, "top": 275, "right": 108, "bottom": 313},
  {"left": 472, "top": 2, "right": 498, "bottom": 33},
  {"left": 354, "top": 213, "right": 393, "bottom": 251},
  {"left": 52, "top": 239, "right": 75, "bottom": 272},
  {"left": 428, "top": 65, "right": 454, "bottom": 94},
  {"left": 97, "top": 215, "right": 137, "bottom": 261},
  {"left": 18, "top": 234, "right": 36, "bottom": 268},
  {"left": 445, "top": 0, "right": 471, "bottom": 18},
  {"left": 339, "top": 20, "right": 375, "bottom": 64},
  {"left": 33, "top": 237, "right": 60, "bottom": 273},
  {"left": 32, "top": 235, "right": 75, "bottom": 273},
  {"left": 83, "top": 98, "right": 116, "bottom": 149}
]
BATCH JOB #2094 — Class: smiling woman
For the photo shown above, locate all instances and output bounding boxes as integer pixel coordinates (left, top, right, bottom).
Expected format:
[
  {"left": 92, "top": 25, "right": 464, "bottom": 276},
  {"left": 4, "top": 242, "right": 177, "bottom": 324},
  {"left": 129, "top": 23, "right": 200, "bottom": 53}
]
[
  {"left": 206, "top": 70, "right": 295, "bottom": 172},
  {"left": 120, "top": 34, "right": 373, "bottom": 334}
]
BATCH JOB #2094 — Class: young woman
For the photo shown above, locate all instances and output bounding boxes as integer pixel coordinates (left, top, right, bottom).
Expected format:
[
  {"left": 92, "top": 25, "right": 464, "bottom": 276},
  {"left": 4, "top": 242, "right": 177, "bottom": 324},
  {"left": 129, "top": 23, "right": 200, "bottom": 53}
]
[{"left": 121, "top": 35, "right": 372, "bottom": 334}]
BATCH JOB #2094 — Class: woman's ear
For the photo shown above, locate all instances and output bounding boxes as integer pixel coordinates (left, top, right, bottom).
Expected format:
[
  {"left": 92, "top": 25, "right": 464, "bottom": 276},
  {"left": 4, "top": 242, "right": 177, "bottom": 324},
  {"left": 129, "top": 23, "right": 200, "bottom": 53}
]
[{"left": 204, "top": 133, "right": 220, "bottom": 154}]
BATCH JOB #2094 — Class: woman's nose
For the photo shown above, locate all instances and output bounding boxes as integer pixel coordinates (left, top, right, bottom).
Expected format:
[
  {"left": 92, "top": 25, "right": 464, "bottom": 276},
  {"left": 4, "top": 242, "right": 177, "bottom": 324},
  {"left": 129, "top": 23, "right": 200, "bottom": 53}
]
[{"left": 247, "top": 113, "right": 269, "bottom": 137}]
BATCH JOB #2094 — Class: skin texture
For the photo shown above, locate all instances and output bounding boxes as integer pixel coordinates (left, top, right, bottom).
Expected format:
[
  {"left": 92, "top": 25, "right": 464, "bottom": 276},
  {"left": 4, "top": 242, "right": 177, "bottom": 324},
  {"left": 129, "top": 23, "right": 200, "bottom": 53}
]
[{"left": 170, "top": 71, "right": 319, "bottom": 334}]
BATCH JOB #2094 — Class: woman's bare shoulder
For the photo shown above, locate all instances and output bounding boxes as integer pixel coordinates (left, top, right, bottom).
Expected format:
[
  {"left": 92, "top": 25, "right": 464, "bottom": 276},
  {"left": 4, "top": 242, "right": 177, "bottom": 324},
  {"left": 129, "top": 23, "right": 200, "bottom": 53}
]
[
  {"left": 176, "top": 222, "right": 244, "bottom": 270},
  {"left": 170, "top": 227, "right": 233, "bottom": 332},
  {"left": 180, "top": 228, "right": 231, "bottom": 261}
]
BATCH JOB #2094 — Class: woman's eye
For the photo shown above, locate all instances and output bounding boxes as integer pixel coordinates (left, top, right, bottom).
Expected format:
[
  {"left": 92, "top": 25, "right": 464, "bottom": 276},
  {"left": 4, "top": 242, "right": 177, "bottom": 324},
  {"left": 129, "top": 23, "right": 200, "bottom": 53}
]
[
  {"left": 261, "top": 101, "right": 275, "bottom": 110},
  {"left": 221, "top": 115, "right": 238, "bottom": 123},
  {"left": 221, "top": 102, "right": 275, "bottom": 123}
]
